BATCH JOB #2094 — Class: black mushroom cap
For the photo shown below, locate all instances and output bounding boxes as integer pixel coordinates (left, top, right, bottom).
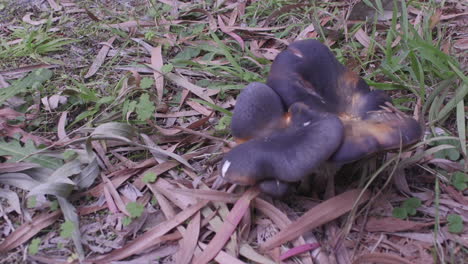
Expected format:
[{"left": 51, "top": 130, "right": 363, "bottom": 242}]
[
  {"left": 221, "top": 102, "right": 343, "bottom": 186},
  {"left": 221, "top": 39, "right": 422, "bottom": 194},
  {"left": 266, "top": 39, "right": 423, "bottom": 163},
  {"left": 230, "top": 82, "right": 286, "bottom": 142}
]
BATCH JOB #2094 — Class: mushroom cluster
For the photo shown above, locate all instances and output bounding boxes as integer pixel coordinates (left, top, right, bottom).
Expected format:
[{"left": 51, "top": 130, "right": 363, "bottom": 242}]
[{"left": 220, "top": 40, "right": 422, "bottom": 197}]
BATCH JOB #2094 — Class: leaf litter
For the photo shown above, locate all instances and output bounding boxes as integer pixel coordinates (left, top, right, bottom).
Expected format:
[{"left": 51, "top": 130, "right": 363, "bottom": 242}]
[{"left": 0, "top": 0, "right": 467, "bottom": 263}]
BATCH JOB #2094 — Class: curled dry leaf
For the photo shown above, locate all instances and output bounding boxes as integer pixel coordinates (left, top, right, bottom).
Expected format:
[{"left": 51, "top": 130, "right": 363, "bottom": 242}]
[
  {"left": 22, "top": 13, "right": 49, "bottom": 25},
  {"left": 57, "top": 111, "right": 70, "bottom": 141},
  {"left": 354, "top": 28, "right": 371, "bottom": 49},
  {"left": 84, "top": 36, "right": 116, "bottom": 78}
]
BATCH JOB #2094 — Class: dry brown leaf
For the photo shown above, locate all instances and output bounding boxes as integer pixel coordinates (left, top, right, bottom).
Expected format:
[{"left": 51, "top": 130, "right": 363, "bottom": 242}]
[
  {"left": 84, "top": 36, "right": 116, "bottom": 78},
  {"left": 0, "top": 162, "right": 39, "bottom": 173},
  {"left": 41, "top": 95, "right": 67, "bottom": 112},
  {"left": 90, "top": 200, "right": 207, "bottom": 263},
  {"left": 198, "top": 242, "right": 247, "bottom": 264},
  {"left": 440, "top": 184, "right": 468, "bottom": 206},
  {"left": 454, "top": 38, "right": 468, "bottom": 50},
  {"left": 355, "top": 28, "right": 371, "bottom": 49},
  {"left": 57, "top": 111, "right": 70, "bottom": 141},
  {"left": 175, "top": 212, "right": 201, "bottom": 264},
  {"left": 365, "top": 217, "right": 435, "bottom": 232},
  {"left": 103, "top": 182, "right": 118, "bottom": 214},
  {"left": 0, "top": 211, "right": 61, "bottom": 252},
  {"left": 260, "top": 189, "right": 370, "bottom": 251},
  {"left": 102, "top": 174, "right": 130, "bottom": 216},
  {"left": 352, "top": 253, "right": 415, "bottom": 264},
  {"left": 151, "top": 46, "right": 164, "bottom": 103},
  {"left": 186, "top": 100, "right": 212, "bottom": 116}
]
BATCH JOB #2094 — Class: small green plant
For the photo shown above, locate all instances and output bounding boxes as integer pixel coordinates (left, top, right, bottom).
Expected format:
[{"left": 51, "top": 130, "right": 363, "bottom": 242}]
[
  {"left": 447, "top": 214, "right": 464, "bottom": 234},
  {"left": 60, "top": 220, "right": 75, "bottom": 238},
  {"left": 135, "top": 94, "right": 156, "bottom": 121},
  {"left": 392, "top": 197, "right": 422, "bottom": 219},
  {"left": 49, "top": 200, "right": 59, "bottom": 211},
  {"left": 123, "top": 202, "right": 145, "bottom": 226},
  {"left": 142, "top": 172, "right": 158, "bottom": 184},
  {"left": 0, "top": 26, "right": 76, "bottom": 60},
  {"left": 28, "top": 238, "right": 41, "bottom": 255},
  {"left": 127, "top": 202, "right": 144, "bottom": 218},
  {"left": 451, "top": 172, "right": 468, "bottom": 191},
  {"left": 140, "top": 77, "right": 154, "bottom": 89},
  {"left": 27, "top": 196, "right": 37, "bottom": 209}
]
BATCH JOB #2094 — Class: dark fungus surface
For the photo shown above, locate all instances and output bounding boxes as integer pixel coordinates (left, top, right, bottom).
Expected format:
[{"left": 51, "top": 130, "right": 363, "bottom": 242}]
[{"left": 221, "top": 39, "right": 422, "bottom": 196}]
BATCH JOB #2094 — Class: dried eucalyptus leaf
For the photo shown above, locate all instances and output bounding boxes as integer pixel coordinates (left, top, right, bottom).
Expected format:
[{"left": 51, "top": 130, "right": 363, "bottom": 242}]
[
  {"left": 92, "top": 122, "right": 136, "bottom": 139},
  {"left": 0, "top": 172, "right": 41, "bottom": 190},
  {"left": 0, "top": 162, "right": 40, "bottom": 173}
]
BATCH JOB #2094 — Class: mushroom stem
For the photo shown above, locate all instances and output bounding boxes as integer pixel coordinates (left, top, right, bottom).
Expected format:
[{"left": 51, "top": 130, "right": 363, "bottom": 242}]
[{"left": 299, "top": 163, "right": 342, "bottom": 196}]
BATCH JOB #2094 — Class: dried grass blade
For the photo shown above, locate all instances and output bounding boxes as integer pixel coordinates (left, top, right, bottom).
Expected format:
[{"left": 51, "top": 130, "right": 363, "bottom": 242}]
[
  {"left": 151, "top": 45, "right": 164, "bottom": 102},
  {"left": 193, "top": 187, "right": 260, "bottom": 264},
  {"left": 260, "top": 189, "right": 370, "bottom": 251},
  {"left": 175, "top": 212, "right": 201, "bottom": 264}
]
